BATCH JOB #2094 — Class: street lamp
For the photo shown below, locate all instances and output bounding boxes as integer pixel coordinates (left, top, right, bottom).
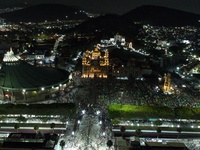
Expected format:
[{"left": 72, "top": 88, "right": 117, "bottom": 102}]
[
  {"left": 96, "top": 110, "right": 100, "bottom": 115},
  {"left": 82, "top": 110, "right": 85, "bottom": 115},
  {"left": 103, "top": 132, "right": 105, "bottom": 136},
  {"left": 99, "top": 121, "right": 102, "bottom": 125}
]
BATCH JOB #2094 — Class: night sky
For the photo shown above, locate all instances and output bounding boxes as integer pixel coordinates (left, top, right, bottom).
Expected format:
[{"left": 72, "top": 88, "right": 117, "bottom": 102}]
[{"left": 0, "top": 0, "right": 200, "bottom": 15}]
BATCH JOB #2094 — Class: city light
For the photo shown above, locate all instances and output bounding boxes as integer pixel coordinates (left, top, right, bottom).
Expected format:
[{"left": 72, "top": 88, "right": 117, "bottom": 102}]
[
  {"left": 96, "top": 110, "right": 100, "bottom": 115},
  {"left": 0, "top": 5, "right": 200, "bottom": 150},
  {"left": 82, "top": 110, "right": 85, "bottom": 114}
]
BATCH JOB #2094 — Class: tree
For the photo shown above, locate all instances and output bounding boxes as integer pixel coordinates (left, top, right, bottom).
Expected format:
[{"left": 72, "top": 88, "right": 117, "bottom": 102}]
[
  {"left": 177, "top": 128, "right": 182, "bottom": 141},
  {"left": 34, "top": 125, "right": 39, "bottom": 133},
  {"left": 16, "top": 115, "right": 27, "bottom": 123},
  {"left": 154, "top": 120, "right": 162, "bottom": 127},
  {"left": 36, "top": 131, "right": 43, "bottom": 139},
  {"left": 135, "top": 129, "right": 142, "bottom": 137},
  {"left": 156, "top": 127, "right": 161, "bottom": 140},
  {"left": 14, "top": 123, "right": 20, "bottom": 132},
  {"left": 112, "top": 119, "right": 120, "bottom": 125},
  {"left": 60, "top": 140, "right": 65, "bottom": 150},
  {"left": 50, "top": 123, "right": 55, "bottom": 133},
  {"left": 40, "top": 117, "right": 49, "bottom": 123},
  {"left": 60, "top": 116, "right": 67, "bottom": 124},
  {"left": 107, "top": 140, "right": 113, "bottom": 149},
  {"left": 0, "top": 116, "right": 6, "bottom": 122},
  {"left": 120, "top": 126, "right": 126, "bottom": 139}
]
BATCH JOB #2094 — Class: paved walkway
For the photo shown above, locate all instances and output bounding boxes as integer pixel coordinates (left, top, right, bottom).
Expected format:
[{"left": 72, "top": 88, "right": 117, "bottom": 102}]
[{"left": 55, "top": 112, "right": 115, "bottom": 150}]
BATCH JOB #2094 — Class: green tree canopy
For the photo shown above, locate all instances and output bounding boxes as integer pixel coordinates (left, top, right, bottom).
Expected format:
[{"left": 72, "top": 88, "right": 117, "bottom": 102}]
[
  {"left": 14, "top": 123, "right": 20, "bottom": 132},
  {"left": 107, "top": 140, "right": 113, "bottom": 149},
  {"left": 34, "top": 125, "right": 39, "bottom": 133}
]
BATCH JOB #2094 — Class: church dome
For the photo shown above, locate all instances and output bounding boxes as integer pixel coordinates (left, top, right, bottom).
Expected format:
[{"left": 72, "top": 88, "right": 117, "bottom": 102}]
[{"left": 0, "top": 49, "right": 69, "bottom": 92}]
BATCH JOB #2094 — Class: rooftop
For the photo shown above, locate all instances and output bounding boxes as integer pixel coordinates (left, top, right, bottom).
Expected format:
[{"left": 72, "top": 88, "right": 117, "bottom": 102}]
[{"left": 0, "top": 49, "right": 69, "bottom": 91}]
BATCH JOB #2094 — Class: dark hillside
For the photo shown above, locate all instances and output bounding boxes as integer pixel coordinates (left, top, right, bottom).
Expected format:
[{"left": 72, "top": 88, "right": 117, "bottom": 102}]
[
  {"left": 0, "top": 4, "right": 89, "bottom": 23},
  {"left": 123, "top": 5, "right": 200, "bottom": 26}
]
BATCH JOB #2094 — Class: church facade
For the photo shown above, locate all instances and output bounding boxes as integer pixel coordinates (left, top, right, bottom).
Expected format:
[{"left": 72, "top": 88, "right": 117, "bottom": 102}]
[{"left": 82, "top": 48, "right": 109, "bottom": 78}]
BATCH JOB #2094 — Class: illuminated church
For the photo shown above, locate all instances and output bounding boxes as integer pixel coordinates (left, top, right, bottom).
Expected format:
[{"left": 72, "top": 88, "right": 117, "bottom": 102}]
[
  {"left": 0, "top": 48, "right": 69, "bottom": 103},
  {"left": 163, "top": 73, "right": 174, "bottom": 94},
  {"left": 82, "top": 47, "right": 109, "bottom": 78}
]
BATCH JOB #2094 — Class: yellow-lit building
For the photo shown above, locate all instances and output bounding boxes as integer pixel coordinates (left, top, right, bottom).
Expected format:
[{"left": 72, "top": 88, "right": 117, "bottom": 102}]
[
  {"left": 163, "top": 73, "right": 172, "bottom": 93},
  {"left": 82, "top": 48, "right": 109, "bottom": 78}
]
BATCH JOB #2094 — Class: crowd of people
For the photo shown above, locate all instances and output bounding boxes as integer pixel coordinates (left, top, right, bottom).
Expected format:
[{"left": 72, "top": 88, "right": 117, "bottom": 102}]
[
  {"left": 49, "top": 72, "right": 198, "bottom": 110},
  {"left": 80, "top": 77, "right": 199, "bottom": 109}
]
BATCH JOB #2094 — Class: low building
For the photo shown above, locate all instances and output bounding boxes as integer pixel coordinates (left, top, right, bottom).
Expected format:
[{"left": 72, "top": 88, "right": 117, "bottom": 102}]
[
  {"left": 111, "top": 59, "right": 152, "bottom": 79},
  {"left": 143, "top": 141, "right": 188, "bottom": 150},
  {"left": 130, "top": 136, "right": 140, "bottom": 147},
  {"left": 1, "top": 132, "right": 58, "bottom": 150}
]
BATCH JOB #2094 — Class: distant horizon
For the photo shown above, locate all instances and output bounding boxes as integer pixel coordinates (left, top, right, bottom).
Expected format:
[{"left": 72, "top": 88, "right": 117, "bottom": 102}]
[{"left": 0, "top": 0, "right": 199, "bottom": 15}]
